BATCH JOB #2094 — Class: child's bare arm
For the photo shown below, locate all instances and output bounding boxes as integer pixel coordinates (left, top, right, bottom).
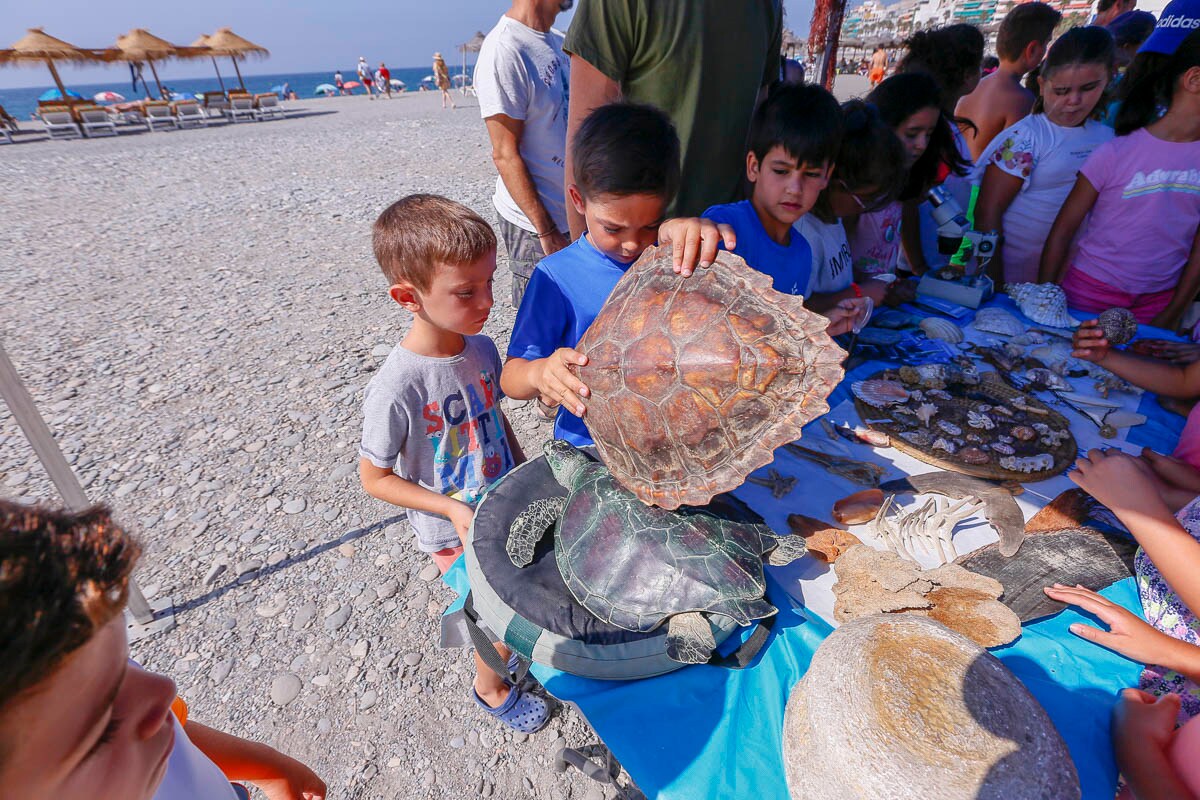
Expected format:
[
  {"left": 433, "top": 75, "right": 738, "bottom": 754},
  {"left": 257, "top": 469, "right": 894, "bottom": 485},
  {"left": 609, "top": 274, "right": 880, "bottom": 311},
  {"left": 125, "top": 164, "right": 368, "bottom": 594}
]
[
  {"left": 1152, "top": 227, "right": 1200, "bottom": 332},
  {"left": 1112, "top": 691, "right": 1198, "bottom": 800},
  {"left": 184, "top": 720, "right": 326, "bottom": 800},
  {"left": 1038, "top": 175, "right": 1099, "bottom": 283},
  {"left": 359, "top": 459, "right": 474, "bottom": 541},
  {"left": 1073, "top": 322, "right": 1200, "bottom": 398},
  {"left": 502, "top": 352, "right": 589, "bottom": 417}
]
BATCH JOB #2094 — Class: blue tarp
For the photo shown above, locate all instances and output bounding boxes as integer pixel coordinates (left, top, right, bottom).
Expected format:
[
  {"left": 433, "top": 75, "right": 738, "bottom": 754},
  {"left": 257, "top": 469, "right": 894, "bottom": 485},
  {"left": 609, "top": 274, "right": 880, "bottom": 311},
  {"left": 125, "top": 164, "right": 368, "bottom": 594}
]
[{"left": 443, "top": 295, "right": 1187, "bottom": 799}]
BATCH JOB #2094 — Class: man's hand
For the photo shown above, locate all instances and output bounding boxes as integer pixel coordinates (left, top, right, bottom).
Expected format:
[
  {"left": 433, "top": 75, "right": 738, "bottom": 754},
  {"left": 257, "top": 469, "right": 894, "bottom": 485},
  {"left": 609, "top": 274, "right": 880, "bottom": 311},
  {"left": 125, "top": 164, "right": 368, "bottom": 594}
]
[
  {"left": 1071, "top": 320, "right": 1111, "bottom": 364},
  {"left": 1044, "top": 583, "right": 1191, "bottom": 666},
  {"left": 1069, "top": 448, "right": 1171, "bottom": 520},
  {"left": 446, "top": 499, "right": 476, "bottom": 544},
  {"left": 540, "top": 230, "right": 570, "bottom": 257},
  {"left": 658, "top": 218, "right": 736, "bottom": 276},
  {"left": 534, "top": 348, "right": 590, "bottom": 417}
]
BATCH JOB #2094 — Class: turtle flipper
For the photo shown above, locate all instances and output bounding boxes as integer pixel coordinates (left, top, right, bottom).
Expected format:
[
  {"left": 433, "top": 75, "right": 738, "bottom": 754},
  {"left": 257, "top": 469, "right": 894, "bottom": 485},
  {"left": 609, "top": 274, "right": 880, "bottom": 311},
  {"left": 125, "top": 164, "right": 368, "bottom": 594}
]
[
  {"left": 766, "top": 533, "right": 808, "bottom": 566},
  {"left": 507, "top": 496, "right": 566, "bottom": 567},
  {"left": 665, "top": 612, "right": 715, "bottom": 664}
]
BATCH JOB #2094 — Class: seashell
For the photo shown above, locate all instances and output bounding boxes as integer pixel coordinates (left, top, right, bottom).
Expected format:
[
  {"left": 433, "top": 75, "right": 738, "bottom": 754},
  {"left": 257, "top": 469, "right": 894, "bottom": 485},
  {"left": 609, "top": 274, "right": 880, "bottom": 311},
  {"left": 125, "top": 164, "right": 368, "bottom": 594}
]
[
  {"left": 992, "top": 405, "right": 1014, "bottom": 417},
  {"left": 936, "top": 420, "right": 962, "bottom": 436},
  {"left": 967, "top": 411, "right": 995, "bottom": 430},
  {"left": 959, "top": 446, "right": 991, "bottom": 465},
  {"left": 782, "top": 615, "right": 1081, "bottom": 800},
  {"left": 1006, "top": 282, "right": 1080, "bottom": 329},
  {"left": 852, "top": 378, "right": 910, "bottom": 408},
  {"left": 991, "top": 441, "right": 1015, "bottom": 455},
  {"left": 926, "top": 388, "right": 953, "bottom": 401},
  {"left": 1039, "top": 428, "right": 1070, "bottom": 447},
  {"left": 898, "top": 364, "right": 951, "bottom": 390},
  {"left": 1097, "top": 307, "right": 1138, "bottom": 346},
  {"left": 1011, "top": 425, "right": 1036, "bottom": 441},
  {"left": 998, "top": 435, "right": 1014, "bottom": 444},
  {"left": 999, "top": 453, "right": 1055, "bottom": 473},
  {"left": 973, "top": 307, "right": 1026, "bottom": 337},
  {"left": 899, "top": 429, "right": 933, "bottom": 447},
  {"left": 1092, "top": 367, "right": 1143, "bottom": 398},
  {"left": 909, "top": 389, "right": 926, "bottom": 403},
  {"left": 933, "top": 437, "right": 958, "bottom": 454},
  {"left": 914, "top": 402, "right": 938, "bottom": 427},
  {"left": 966, "top": 433, "right": 983, "bottom": 443},
  {"left": 918, "top": 317, "right": 964, "bottom": 343},
  {"left": 832, "top": 488, "right": 886, "bottom": 525},
  {"left": 1010, "top": 331, "right": 1048, "bottom": 346},
  {"left": 1024, "top": 368, "right": 1071, "bottom": 392}
]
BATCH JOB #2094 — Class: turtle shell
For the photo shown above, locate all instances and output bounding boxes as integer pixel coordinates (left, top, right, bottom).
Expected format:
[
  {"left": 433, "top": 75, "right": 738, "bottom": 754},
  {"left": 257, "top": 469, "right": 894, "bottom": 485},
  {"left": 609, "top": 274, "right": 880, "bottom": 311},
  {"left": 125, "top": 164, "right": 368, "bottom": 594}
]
[
  {"left": 555, "top": 462, "right": 778, "bottom": 632},
  {"left": 572, "top": 245, "right": 845, "bottom": 509}
]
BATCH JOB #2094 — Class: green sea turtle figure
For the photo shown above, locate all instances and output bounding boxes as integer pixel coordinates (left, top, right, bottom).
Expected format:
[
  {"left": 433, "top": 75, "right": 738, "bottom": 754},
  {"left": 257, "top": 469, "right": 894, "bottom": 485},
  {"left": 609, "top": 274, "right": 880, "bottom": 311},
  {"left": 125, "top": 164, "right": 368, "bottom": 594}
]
[{"left": 507, "top": 440, "right": 809, "bottom": 664}]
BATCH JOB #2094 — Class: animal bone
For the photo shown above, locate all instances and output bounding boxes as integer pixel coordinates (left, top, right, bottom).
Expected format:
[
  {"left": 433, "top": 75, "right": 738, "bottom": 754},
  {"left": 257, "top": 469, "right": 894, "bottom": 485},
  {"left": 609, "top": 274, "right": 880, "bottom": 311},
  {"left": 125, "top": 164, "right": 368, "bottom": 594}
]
[
  {"left": 784, "top": 443, "right": 887, "bottom": 487},
  {"left": 881, "top": 471, "right": 1026, "bottom": 557},
  {"left": 870, "top": 495, "right": 986, "bottom": 566}
]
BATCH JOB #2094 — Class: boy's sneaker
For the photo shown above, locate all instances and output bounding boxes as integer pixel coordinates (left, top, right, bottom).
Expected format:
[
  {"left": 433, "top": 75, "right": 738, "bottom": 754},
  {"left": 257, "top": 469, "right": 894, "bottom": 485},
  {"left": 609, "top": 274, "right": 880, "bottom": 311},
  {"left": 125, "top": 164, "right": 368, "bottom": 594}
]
[{"left": 473, "top": 685, "right": 552, "bottom": 734}]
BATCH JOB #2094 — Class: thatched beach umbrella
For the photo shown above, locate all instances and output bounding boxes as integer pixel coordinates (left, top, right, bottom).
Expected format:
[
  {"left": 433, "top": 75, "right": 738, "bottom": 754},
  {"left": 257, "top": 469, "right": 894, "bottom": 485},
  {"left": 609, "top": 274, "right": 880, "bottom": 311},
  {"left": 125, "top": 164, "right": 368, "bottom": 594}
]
[
  {"left": 3, "top": 28, "right": 103, "bottom": 100},
  {"left": 111, "top": 28, "right": 183, "bottom": 100},
  {"left": 191, "top": 34, "right": 227, "bottom": 93},
  {"left": 458, "top": 30, "right": 486, "bottom": 86},
  {"left": 202, "top": 28, "right": 268, "bottom": 92}
]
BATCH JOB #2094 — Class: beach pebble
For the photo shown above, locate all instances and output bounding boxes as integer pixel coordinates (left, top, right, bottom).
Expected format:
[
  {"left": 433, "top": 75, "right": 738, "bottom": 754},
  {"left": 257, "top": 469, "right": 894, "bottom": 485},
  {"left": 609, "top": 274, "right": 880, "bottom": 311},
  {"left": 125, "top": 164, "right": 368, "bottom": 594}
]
[
  {"left": 282, "top": 497, "right": 307, "bottom": 514},
  {"left": 270, "top": 673, "right": 302, "bottom": 706},
  {"left": 324, "top": 604, "right": 352, "bottom": 632},
  {"left": 418, "top": 563, "right": 440, "bottom": 582}
]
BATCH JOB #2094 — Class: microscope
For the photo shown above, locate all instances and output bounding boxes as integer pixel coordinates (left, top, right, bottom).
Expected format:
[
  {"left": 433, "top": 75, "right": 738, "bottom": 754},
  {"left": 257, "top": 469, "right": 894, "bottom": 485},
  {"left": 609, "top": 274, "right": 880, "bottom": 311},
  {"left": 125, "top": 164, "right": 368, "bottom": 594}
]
[{"left": 915, "top": 185, "right": 1000, "bottom": 309}]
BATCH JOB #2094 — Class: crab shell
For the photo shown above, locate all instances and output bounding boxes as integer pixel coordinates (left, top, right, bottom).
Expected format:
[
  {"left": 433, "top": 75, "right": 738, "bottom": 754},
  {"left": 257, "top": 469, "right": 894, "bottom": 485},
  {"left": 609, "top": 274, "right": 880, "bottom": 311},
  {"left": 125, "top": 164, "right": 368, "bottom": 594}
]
[{"left": 572, "top": 246, "right": 845, "bottom": 509}]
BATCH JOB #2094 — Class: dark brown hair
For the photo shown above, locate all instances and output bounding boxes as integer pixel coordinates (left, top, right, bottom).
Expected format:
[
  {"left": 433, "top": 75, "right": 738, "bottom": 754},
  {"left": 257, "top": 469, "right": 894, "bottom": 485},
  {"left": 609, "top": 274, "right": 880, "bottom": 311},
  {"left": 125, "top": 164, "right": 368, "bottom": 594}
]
[
  {"left": 572, "top": 102, "right": 681, "bottom": 202},
  {"left": 996, "top": 3, "right": 1062, "bottom": 62},
  {"left": 0, "top": 501, "right": 139, "bottom": 712},
  {"left": 1031, "top": 26, "right": 1116, "bottom": 114},
  {"left": 372, "top": 194, "right": 497, "bottom": 291}
]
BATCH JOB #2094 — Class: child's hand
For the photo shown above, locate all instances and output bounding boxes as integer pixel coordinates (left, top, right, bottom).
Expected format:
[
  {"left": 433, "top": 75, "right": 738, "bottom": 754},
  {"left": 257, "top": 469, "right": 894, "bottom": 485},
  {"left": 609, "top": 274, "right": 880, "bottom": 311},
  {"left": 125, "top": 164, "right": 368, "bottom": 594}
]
[
  {"left": 823, "top": 298, "right": 872, "bottom": 337},
  {"left": 1142, "top": 448, "right": 1200, "bottom": 496},
  {"left": 1044, "top": 583, "right": 1190, "bottom": 666},
  {"left": 251, "top": 753, "right": 327, "bottom": 800},
  {"left": 1069, "top": 448, "right": 1171, "bottom": 520},
  {"left": 446, "top": 499, "right": 476, "bottom": 544},
  {"left": 1071, "top": 320, "right": 1110, "bottom": 364},
  {"left": 1113, "top": 688, "right": 1180, "bottom": 757},
  {"left": 535, "top": 348, "right": 590, "bottom": 417},
  {"left": 658, "top": 217, "right": 736, "bottom": 276}
]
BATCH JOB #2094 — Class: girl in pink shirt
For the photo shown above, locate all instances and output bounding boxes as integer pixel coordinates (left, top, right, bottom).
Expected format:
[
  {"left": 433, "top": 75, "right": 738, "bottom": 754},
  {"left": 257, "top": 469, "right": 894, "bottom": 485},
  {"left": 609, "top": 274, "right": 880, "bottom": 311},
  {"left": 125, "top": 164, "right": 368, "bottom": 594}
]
[{"left": 1040, "top": 30, "right": 1200, "bottom": 328}]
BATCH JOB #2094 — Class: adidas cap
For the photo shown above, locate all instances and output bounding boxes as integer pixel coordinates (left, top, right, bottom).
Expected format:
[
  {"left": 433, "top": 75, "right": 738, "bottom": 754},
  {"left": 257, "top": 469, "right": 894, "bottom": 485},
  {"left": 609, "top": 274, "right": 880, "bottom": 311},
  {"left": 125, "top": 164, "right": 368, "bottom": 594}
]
[{"left": 1140, "top": 0, "right": 1200, "bottom": 54}]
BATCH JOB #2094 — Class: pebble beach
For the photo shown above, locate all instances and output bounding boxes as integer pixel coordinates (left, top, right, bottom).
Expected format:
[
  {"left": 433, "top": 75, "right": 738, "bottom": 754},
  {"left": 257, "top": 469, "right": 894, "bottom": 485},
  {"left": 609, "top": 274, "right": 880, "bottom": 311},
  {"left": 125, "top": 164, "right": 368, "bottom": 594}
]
[{"left": 0, "top": 78, "right": 868, "bottom": 800}]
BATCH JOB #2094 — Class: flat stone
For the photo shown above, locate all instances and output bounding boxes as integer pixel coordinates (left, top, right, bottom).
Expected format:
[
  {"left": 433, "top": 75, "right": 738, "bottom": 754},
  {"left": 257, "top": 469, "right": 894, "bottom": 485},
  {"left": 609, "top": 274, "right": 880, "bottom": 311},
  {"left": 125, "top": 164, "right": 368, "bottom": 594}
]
[
  {"left": 282, "top": 497, "right": 307, "bottom": 514},
  {"left": 338, "top": 542, "right": 356, "bottom": 558},
  {"left": 5, "top": 471, "right": 30, "bottom": 487},
  {"left": 375, "top": 578, "right": 401, "bottom": 600},
  {"left": 324, "top": 604, "right": 352, "bottom": 632},
  {"left": 359, "top": 690, "right": 378, "bottom": 711},
  {"left": 210, "top": 658, "right": 233, "bottom": 685},
  {"left": 265, "top": 497, "right": 282, "bottom": 513},
  {"left": 329, "top": 462, "right": 357, "bottom": 483},
  {"left": 351, "top": 640, "right": 370, "bottom": 659},
  {"left": 270, "top": 673, "right": 302, "bottom": 706},
  {"left": 312, "top": 674, "right": 331, "bottom": 687},
  {"left": 418, "top": 562, "right": 440, "bottom": 582},
  {"left": 244, "top": 440, "right": 266, "bottom": 453},
  {"left": 403, "top": 652, "right": 422, "bottom": 667},
  {"left": 291, "top": 601, "right": 317, "bottom": 631},
  {"left": 256, "top": 592, "right": 288, "bottom": 618},
  {"left": 280, "top": 431, "right": 306, "bottom": 448},
  {"left": 235, "top": 558, "right": 262, "bottom": 576},
  {"left": 450, "top": 736, "right": 466, "bottom": 749},
  {"left": 372, "top": 343, "right": 393, "bottom": 357},
  {"left": 316, "top": 718, "right": 332, "bottom": 734}
]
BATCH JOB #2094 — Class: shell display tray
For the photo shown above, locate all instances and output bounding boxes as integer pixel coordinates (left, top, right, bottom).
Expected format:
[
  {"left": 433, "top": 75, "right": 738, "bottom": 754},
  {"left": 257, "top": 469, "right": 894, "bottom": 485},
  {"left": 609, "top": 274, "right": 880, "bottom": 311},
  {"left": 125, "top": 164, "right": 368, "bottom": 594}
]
[{"left": 853, "top": 370, "right": 1077, "bottom": 482}]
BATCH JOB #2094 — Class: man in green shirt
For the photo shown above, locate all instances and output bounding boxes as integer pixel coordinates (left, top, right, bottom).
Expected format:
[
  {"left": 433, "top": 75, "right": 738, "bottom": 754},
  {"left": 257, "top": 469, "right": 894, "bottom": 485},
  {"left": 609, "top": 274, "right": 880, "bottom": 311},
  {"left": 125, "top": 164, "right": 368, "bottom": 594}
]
[{"left": 562, "top": 0, "right": 783, "bottom": 238}]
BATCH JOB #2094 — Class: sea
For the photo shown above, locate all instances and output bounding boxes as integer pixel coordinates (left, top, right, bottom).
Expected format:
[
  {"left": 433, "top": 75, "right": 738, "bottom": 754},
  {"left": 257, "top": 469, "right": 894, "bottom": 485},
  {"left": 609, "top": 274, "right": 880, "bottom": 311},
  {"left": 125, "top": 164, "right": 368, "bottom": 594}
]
[{"left": 0, "top": 67, "right": 456, "bottom": 120}]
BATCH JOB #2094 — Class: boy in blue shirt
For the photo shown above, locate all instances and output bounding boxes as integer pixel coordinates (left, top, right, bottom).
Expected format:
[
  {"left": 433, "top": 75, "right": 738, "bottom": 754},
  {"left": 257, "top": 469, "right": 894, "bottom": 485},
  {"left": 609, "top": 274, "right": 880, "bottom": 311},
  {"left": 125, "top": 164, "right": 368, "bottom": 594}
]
[
  {"left": 703, "top": 83, "right": 844, "bottom": 296},
  {"left": 501, "top": 103, "right": 735, "bottom": 446}
]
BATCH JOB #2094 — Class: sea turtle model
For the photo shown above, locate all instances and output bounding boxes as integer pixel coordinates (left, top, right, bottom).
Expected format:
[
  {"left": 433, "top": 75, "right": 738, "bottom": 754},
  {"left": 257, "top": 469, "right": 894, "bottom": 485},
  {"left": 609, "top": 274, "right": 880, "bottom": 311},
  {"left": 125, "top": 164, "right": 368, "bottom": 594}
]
[
  {"left": 507, "top": 440, "right": 808, "bottom": 664},
  {"left": 570, "top": 245, "right": 844, "bottom": 510}
]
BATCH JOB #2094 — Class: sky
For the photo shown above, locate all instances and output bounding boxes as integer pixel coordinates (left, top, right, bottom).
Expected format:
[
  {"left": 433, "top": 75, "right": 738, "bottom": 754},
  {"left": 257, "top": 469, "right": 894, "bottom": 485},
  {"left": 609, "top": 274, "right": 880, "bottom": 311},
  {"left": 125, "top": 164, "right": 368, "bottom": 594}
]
[{"left": 0, "top": 0, "right": 815, "bottom": 89}]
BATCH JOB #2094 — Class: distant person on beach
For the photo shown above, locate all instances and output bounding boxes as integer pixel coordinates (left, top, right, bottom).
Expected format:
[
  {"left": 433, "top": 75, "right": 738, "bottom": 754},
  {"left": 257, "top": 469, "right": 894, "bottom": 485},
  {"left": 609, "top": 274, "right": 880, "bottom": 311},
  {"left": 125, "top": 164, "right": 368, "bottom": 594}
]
[
  {"left": 379, "top": 62, "right": 392, "bottom": 98},
  {"left": 956, "top": 2, "right": 1061, "bottom": 161},
  {"left": 0, "top": 499, "right": 328, "bottom": 800},
  {"left": 433, "top": 52, "right": 456, "bottom": 109},
  {"left": 335, "top": 70, "right": 345, "bottom": 95},
  {"left": 870, "top": 46, "right": 888, "bottom": 86},
  {"left": 562, "top": 0, "right": 783, "bottom": 232},
  {"left": 475, "top": 0, "right": 574, "bottom": 307},
  {"left": 358, "top": 56, "right": 375, "bottom": 99},
  {"left": 361, "top": 195, "right": 551, "bottom": 734}
]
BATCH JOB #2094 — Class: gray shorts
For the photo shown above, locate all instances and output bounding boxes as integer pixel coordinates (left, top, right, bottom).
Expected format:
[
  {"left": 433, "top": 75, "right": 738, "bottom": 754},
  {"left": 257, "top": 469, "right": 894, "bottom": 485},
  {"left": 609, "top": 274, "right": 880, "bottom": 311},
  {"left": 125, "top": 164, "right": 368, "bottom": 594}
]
[{"left": 497, "top": 217, "right": 542, "bottom": 308}]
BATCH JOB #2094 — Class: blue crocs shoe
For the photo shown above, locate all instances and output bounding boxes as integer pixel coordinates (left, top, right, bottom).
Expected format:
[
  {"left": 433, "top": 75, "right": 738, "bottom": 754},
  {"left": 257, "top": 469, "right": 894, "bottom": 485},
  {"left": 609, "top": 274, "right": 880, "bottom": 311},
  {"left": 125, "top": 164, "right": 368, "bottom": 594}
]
[{"left": 473, "top": 685, "right": 551, "bottom": 734}]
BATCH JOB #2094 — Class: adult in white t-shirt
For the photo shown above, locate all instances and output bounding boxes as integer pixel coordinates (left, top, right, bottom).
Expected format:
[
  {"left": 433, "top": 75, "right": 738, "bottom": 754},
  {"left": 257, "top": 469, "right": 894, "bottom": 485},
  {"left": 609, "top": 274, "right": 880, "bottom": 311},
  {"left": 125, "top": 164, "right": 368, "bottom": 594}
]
[
  {"left": 972, "top": 113, "right": 1113, "bottom": 283},
  {"left": 474, "top": 0, "right": 573, "bottom": 307}
]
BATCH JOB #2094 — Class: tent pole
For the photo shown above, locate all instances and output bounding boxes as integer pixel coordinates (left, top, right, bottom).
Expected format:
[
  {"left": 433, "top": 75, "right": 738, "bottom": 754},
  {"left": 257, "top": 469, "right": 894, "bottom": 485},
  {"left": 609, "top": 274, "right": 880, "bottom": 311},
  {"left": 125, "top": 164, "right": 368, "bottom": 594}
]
[{"left": 0, "top": 341, "right": 156, "bottom": 625}]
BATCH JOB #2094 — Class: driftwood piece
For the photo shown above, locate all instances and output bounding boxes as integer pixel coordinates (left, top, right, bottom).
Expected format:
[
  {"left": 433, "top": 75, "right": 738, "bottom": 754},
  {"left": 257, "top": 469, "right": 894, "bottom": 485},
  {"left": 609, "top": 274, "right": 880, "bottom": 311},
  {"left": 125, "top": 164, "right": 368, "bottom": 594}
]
[{"left": 783, "top": 615, "right": 1080, "bottom": 800}]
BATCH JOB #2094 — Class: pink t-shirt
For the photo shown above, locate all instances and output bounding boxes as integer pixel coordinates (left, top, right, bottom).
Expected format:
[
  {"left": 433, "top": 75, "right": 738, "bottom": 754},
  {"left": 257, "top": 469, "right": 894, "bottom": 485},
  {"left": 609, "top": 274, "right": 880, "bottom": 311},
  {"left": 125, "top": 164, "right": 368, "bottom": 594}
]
[
  {"left": 849, "top": 201, "right": 903, "bottom": 281},
  {"left": 1175, "top": 403, "right": 1200, "bottom": 471},
  {"left": 1073, "top": 128, "right": 1200, "bottom": 294}
]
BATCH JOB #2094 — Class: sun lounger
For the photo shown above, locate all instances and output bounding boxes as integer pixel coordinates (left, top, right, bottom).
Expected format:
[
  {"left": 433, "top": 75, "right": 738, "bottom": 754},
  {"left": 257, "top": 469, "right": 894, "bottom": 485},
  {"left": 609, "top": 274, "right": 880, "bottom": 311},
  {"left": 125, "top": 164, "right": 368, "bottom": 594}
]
[
  {"left": 39, "top": 107, "right": 82, "bottom": 140},
  {"left": 144, "top": 101, "right": 177, "bottom": 132},
  {"left": 228, "top": 94, "right": 257, "bottom": 123},
  {"left": 201, "top": 91, "right": 230, "bottom": 118},
  {"left": 77, "top": 106, "right": 118, "bottom": 138},
  {"left": 174, "top": 100, "right": 208, "bottom": 128},
  {"left": 253, "top": 93, "right": 286, "bottom": 120}
]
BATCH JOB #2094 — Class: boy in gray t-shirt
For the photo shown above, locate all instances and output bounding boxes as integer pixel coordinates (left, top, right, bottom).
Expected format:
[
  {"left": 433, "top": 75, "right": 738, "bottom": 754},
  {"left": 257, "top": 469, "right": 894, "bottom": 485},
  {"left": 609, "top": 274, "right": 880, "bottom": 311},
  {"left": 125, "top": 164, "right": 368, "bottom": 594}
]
[{"left": 359, "top": 194, "right": 549, "bottom": 733}]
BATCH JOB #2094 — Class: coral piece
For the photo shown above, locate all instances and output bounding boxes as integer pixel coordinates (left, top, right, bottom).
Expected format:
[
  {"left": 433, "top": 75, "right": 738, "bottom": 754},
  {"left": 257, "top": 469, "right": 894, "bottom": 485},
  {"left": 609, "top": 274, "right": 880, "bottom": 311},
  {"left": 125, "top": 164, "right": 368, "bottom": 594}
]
[
  {"left": 973, "top": 307, "right": 1026, "bottom": 337},
  {"left": 999, "top": 453, "right": 1055, "bottom": 473},
  {"left": 918, "top": 316, "right": 964, "bottom": 343},
  {"left": 1007, "top": 282, "right": 1080, "bottom": 329},
  {"left": 914, "top": 402, "right": 937, "bottom": 427},
  {"left": 832, "top": 488, "right": 885, "bottom": 525},
  {"left": 1098, "top": 307, "right": 1138, "bottom": 346},
  {"left": 782, "top": 615, "right": 1081, "bottom": 800},
  {"left": 1024, "top": 367, "right": 1071, "bottom": 392},
  {"left": 852, "top": 378, "right": 911, "bottom": 408}
]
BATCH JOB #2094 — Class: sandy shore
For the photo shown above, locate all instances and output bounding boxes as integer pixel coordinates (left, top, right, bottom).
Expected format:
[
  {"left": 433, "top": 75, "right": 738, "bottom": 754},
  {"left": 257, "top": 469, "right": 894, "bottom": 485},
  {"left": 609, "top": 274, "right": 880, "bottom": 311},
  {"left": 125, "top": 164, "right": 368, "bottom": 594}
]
[{"left": 0, "top": 77, "right": 869, "bottom": 800}]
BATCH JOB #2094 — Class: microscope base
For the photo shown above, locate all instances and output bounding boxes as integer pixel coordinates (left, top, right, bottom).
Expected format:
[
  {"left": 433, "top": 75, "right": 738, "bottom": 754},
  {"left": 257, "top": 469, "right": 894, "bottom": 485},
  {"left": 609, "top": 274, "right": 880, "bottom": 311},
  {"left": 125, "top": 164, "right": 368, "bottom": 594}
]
[{"left": 917, "top": 274, "right": 994, "bottom": 309}]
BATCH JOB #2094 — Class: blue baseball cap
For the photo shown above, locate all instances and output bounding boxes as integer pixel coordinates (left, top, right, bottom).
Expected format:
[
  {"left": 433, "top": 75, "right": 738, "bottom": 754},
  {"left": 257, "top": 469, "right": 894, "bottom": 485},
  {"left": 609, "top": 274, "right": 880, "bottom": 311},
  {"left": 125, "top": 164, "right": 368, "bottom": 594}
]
[{"left": 1140, "top": 0, "right": 1200, "bottom": 54}]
